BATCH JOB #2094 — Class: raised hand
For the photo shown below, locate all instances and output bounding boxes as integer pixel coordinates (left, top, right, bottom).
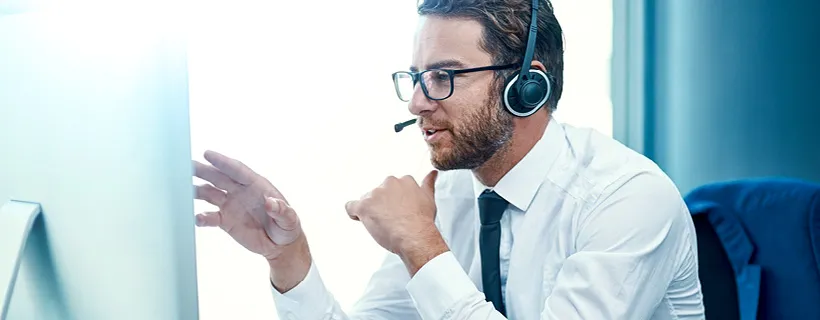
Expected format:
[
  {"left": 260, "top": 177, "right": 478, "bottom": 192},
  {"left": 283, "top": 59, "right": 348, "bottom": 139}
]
[
  {"left": 193, "top": 150, "right": 304, "bottom": 261},
  {"left": 344, "top": 170, "right": 448, "bottom": 275}
]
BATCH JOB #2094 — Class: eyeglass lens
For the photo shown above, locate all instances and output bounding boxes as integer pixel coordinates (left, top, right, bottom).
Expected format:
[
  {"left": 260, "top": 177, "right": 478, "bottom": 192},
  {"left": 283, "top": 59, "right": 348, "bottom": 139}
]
[{"left": 394, "top": 69, "right": 452, "bottom": 101}]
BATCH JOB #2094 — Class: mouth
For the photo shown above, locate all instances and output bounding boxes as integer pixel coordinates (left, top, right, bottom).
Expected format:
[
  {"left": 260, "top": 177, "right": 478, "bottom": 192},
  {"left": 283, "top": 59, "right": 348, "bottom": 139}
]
[{"left": 422, "top": 127, "right": 448, "bottom": 142}]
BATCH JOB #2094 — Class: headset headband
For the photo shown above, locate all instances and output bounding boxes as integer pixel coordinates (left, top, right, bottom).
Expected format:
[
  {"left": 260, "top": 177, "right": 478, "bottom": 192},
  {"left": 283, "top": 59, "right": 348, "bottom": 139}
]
[{"left": 518, "top": 0, "right": 539, "bottom": 81}]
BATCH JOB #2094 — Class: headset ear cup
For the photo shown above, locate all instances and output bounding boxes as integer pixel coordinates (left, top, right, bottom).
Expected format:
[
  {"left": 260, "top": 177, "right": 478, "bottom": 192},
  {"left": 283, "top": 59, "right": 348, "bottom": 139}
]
[
  {"left": 503, "top": 72, "right": 521, "bottom": 114},
  {"left": 503, "top": 69, "right": 551, "bottom": 117}
]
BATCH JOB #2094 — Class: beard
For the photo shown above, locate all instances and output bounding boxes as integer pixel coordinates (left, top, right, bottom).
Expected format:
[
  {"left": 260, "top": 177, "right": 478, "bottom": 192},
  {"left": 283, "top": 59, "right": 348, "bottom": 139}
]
[{"left": 427, "top": 88, "right": 514, "bottom": 170}]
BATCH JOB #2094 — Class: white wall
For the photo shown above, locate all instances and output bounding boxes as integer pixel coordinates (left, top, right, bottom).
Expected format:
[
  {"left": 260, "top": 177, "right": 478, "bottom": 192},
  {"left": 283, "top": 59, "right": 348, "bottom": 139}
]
[{"left": 188, "top": 1, "right": 612, "bottom": 319}]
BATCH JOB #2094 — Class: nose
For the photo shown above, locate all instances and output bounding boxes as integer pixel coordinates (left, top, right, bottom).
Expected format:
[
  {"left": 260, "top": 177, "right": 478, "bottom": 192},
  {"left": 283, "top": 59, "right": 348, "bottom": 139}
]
[{"left": 408, "top": 83, "right": 438, "bottom": 116}]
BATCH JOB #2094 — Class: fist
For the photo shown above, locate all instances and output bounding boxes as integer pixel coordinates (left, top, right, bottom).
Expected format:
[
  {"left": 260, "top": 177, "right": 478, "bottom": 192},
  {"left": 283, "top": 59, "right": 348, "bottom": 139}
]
[{"left": 345, "top": 170, "right": 438, "bottom": 255}]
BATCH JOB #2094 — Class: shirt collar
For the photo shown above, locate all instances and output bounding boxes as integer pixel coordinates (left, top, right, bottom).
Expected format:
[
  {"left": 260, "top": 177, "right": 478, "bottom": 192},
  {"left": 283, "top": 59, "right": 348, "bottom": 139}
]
[{"left": 471, "top": 116, "right": 564, "bottom": 211}]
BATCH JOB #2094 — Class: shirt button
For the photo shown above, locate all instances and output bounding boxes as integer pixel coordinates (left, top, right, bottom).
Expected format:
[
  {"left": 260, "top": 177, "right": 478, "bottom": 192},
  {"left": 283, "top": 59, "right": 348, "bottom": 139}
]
[{"left": 286, "top": 312, "right": 297, "bottom": 320}]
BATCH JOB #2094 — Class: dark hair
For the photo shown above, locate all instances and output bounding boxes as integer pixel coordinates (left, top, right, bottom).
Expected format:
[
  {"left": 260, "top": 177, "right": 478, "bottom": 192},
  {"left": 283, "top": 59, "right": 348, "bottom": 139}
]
[{"left": 417, "top": 0, "right": 564, "bottom": 111}]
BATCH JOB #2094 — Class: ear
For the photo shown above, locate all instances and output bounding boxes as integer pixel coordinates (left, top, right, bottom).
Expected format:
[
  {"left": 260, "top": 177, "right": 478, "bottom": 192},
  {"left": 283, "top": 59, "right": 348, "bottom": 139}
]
[{"left": 529, "top": 60, "right": 547, "bottom": 73}]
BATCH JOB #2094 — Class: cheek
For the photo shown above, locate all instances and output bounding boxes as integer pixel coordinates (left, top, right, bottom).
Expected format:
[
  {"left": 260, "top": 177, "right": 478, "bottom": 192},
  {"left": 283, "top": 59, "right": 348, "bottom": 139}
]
[
  {"left": 442, "top": 92, "right": 492, "bottom": 124},
  {"left": 453, "top": 79, "right": 497, "bottom": 107}
]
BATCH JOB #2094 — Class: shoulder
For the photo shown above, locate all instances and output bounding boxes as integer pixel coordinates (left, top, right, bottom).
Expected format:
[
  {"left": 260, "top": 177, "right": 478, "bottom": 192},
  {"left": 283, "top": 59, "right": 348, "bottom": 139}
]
[
  {"left": 545, "top": 127, "right": 694, "bottom": 270},
  {"left": 550, "top": 124, "right": 689, "bottom": 237},
  {"left": 555, "top": 124, "right": 684, "bottom": 211}
]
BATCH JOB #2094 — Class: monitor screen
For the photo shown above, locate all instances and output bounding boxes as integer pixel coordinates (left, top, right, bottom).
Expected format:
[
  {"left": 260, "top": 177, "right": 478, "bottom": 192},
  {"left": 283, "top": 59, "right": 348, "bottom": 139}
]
[{"left": 0, "top": 3, "right": 199, "bottom": 319}]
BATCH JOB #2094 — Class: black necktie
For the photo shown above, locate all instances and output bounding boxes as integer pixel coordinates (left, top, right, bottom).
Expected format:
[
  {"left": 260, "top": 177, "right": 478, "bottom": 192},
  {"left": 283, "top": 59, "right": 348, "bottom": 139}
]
[{"left": 478, "top": 189, "right": 508, "bottom": 316}]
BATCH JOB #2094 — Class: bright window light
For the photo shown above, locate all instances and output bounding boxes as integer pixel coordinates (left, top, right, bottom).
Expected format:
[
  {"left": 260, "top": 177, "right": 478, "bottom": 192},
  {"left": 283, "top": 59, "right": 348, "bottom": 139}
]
[{"left": 188, "top": 1, "right": 612, "bottom": 319}]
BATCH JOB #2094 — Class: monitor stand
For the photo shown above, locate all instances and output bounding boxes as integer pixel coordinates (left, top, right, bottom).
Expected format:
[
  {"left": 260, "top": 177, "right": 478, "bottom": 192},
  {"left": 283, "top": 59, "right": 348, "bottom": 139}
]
[{"left": 0, "top": 200, "right": 42, "bottom": 320}]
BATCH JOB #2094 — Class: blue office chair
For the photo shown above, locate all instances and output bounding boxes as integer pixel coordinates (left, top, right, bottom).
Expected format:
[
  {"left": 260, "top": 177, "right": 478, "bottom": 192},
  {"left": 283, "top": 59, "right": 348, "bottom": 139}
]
[{"left": 684, "top": 178, "right": 820, "bottom": 320}]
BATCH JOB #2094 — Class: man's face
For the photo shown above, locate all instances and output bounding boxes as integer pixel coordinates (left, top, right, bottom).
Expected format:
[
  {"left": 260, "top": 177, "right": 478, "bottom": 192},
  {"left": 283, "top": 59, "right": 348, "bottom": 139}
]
[{"left": 409, "top": 16, "right": 513, "bottom": 171}]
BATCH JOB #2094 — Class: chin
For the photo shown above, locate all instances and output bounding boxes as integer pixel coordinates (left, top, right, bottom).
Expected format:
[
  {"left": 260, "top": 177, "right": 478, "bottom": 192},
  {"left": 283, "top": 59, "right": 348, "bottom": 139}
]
[
  {"left": 430, "top": 144, "right": 501, "bottom": 171},
  {"left": 430, "top": 159, "right": 455, "bottom": 171},
  {"left": 429, "top": 150, "right": 472, "bottom": 171},
  {"left": 429, "top": 147, "right": 454, "bottom": 170}
]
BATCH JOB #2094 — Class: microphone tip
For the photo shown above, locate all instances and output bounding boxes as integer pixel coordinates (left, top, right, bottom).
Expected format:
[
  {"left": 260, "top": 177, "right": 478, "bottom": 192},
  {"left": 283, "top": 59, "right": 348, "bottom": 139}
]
[{"left": 394, "top": 118, "right": 417, "bottom": 133}]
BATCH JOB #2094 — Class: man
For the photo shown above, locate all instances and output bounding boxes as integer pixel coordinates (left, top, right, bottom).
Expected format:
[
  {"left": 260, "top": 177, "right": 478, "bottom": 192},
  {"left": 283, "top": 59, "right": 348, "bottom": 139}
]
[{"left": 192, "top": 0, "right": 705, "bottom": 319}]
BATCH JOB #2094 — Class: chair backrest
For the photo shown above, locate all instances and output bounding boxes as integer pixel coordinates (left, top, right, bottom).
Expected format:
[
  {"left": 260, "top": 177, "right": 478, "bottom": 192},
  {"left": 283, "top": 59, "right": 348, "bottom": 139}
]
[
  {"left": 691, "top": 213, "right": 740, "bottom": 320},
  {"left": 685, "top": 178, "right": 820, "bottom": 320}
]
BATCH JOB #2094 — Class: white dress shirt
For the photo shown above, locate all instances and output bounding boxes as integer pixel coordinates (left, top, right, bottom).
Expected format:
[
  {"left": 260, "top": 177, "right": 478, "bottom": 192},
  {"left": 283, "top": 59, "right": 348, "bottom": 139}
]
[{"left": 271, "top": 117, "right": 705, "bottom": 319}]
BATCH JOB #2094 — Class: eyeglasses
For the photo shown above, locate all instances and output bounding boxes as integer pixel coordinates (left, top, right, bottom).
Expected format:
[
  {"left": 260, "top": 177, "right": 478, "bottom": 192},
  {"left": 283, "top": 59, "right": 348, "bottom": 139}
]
[{"left": 391, "top": 63, "right": 517, "bottom": 102}]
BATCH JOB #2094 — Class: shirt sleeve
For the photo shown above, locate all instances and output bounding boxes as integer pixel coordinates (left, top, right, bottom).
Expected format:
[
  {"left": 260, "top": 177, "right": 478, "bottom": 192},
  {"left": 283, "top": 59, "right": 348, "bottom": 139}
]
[
  {"left": 541, "top": 172, "right": 697, "bottom": 319},
  {"left": 271, "top": 253, "right": 424, "bottom": 320},
  {"left": 270, "top": 258, "right": 342, "bottom": 319},
  {"left": 405, "top": 251, "right": 507, "bottom": 320}
]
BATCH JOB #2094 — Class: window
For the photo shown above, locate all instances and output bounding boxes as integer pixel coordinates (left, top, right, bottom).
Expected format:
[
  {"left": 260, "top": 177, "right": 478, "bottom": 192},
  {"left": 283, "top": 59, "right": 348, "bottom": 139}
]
[
  {"left": 551, "top": 0, "right": 613, "bottom": 136},
  {"left": 188, "top": 1, "right": 611, "bottom": 319}
]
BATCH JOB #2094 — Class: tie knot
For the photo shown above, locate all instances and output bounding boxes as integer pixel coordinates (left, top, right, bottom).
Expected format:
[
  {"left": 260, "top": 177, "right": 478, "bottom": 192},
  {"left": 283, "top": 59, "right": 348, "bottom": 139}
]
[{"left": 478, "top": 189, "right": 508, "bottom": 225}]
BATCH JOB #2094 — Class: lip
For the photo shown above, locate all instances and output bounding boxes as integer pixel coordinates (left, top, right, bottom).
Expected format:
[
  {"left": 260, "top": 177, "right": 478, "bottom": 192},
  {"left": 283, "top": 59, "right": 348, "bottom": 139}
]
[{"left": 422, "top": 128, "right": 448, "bottom": 142}]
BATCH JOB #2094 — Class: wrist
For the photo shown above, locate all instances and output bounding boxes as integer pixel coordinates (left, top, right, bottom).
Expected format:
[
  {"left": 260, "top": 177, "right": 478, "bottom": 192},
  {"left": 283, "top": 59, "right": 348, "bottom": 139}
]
[
  {"left": 398, "top": 227, "right": 449, "bottom": 277},
  {"left": 268, "top": 233, "right": 312, "bottom": 293}
]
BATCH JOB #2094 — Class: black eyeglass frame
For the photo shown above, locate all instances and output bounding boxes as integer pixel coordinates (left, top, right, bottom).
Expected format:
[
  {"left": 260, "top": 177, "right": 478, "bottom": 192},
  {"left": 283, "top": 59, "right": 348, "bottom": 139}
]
[{"left": 391, "top": 63, "right": 518, "bottom": 102}]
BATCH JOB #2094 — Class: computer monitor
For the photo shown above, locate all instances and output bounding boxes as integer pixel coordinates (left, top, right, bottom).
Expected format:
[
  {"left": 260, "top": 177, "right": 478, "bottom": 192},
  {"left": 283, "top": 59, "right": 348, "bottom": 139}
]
[{"left": 0, "top": 3, "right": 199, "bottom": 319}]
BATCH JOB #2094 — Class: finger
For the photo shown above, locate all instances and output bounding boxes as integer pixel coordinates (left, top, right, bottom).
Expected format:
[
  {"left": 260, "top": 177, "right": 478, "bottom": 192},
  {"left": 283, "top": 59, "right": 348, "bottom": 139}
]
[
  {"left": 193, "top": 161, "right": 241, "bottom": 192},
  {"left": 421, "top": 170, "right": 439, "bottom": 197},
  {"left": 345, "top": 200, "right": 360, "bottom": 221},
  {"left": 203, "top": 150, "right": 257, "bottom": 186},
  {"left": 195, "top": 184, "right": 227, "bottom": 207},
  {"left": 399, "top": 175, "right": 417, "bottom": 185},
  {"left": 265, "top": 198, "right": 300, "bottom": 231},
  {"left": 382, "top": 175, "right": 399, "bottom": 187},
  {"left": 195, "top": 211, "right": 222, "bottom": 227}
]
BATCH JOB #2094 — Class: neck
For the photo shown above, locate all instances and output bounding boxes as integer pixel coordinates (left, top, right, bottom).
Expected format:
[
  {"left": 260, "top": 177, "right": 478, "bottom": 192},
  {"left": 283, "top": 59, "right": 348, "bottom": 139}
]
[{"left": 473, "top": 113, "right": 549, "bottom": 187}]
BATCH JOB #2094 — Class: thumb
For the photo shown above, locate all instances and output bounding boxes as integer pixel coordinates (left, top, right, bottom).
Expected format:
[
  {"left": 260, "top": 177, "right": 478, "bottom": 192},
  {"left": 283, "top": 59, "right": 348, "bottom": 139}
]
[
  {"left": 265, "top": 197, "right": 300, "bottom": 231},
  {"left": 421, "top": 170, "right": 438, "bottom": 197}
]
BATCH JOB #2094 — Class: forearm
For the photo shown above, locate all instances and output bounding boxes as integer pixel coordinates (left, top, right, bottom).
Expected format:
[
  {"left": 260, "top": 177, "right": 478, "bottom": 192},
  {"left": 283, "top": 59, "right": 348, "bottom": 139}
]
[{"left": 268, "top": 232, "right": 312, "bottom": 293}]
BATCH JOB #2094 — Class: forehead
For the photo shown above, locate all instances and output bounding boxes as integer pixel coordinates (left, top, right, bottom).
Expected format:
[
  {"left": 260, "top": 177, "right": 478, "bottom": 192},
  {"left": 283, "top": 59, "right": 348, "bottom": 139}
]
[{"left": 411, "top": 15, "right": 491, "bottom": 70}]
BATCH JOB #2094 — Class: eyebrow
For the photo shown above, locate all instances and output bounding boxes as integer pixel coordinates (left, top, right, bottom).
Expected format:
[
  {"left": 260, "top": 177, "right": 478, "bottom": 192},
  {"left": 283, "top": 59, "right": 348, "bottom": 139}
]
[{"left": 409, "top": 59, "right": 467, "bottom": 72}]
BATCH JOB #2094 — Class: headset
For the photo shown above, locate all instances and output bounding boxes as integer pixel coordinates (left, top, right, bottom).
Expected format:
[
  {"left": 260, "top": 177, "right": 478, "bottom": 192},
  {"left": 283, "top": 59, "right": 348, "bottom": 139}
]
[
  {"left": 395, "top": 0, "right": 550, "bottom": 132},
  {"left": 503, "top": 0, "right": 551, "bottom": 117}
]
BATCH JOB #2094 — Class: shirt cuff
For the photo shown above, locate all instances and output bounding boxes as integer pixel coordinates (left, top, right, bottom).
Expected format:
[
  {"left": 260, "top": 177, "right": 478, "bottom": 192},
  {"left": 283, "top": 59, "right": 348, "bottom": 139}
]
[
  {"left": 270, "top": 260, "right": 335, "bottom": 319},
  {"left": 406, "top": 251, "right": 479, "bottom": 319}
]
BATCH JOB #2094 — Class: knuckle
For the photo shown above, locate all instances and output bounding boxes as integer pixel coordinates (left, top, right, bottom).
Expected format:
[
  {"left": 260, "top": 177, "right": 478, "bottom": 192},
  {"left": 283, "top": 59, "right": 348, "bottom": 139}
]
[
  {"left": 358, "top": 198, "right": 372, "bottom": 212},
  {"left": 195, "top": 185, "right": 212, "bottom": 197},
  {"left": 358, "top": 196, "right": 373, "bottom": 208},
  {"left": 370, "top": 187, "right": 385, "bottom": 199},
  {"left": 383, "top": 176, "right": 397, "bottom": 185}
]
